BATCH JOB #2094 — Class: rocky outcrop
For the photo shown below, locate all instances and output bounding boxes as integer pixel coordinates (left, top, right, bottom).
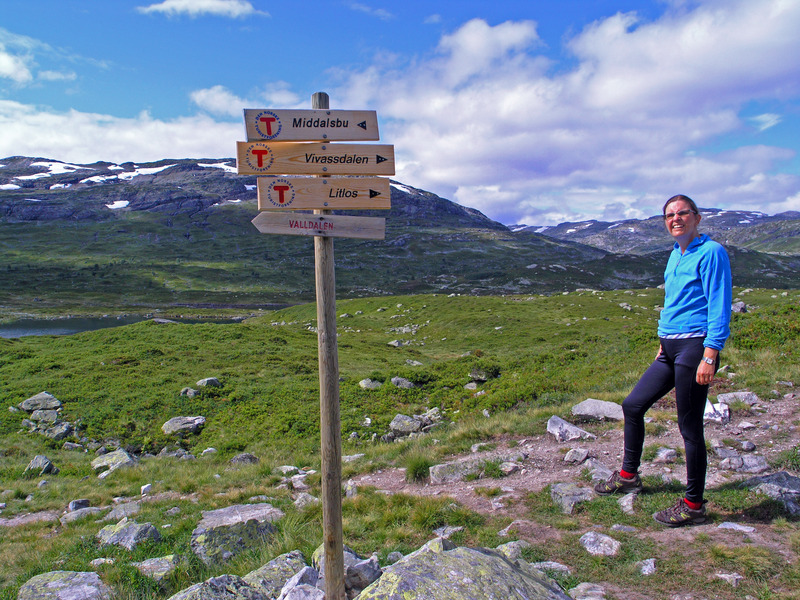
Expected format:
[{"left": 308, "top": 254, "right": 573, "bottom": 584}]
[
  {"left": 96, "top": 518, "right": 161, "bottom": 550},
  {"left": 571, "top": 398, "right": 623, "bottom": 422},
  {"left": 162, "top": 416, "right": 206, "bottom": 437},
  {"left": 357, "top": 538, "right": 570, "bottom": 599},
  {"left": 242, "top": 550, "right": 308, "bottom": 598},
  {"left": 17, "top": 571, "right": 113, "bottom": 600},
  {"left": 90, "top": 448, "right": 138, "bottom": 478},
  {"left": 166, "top": 575, "right": 265, "bottom": 600},
  {"left": 190, "top": 503, "right": 285, "bottom": 565}
]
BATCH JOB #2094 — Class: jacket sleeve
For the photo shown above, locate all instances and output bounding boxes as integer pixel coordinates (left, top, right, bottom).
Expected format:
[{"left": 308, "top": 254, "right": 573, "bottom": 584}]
[{"left": 700, "top": 243, "right": 732, "bottom": 350}]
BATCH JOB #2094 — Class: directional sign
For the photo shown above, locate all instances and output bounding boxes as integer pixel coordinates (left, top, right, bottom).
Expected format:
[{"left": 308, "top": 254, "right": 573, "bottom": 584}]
[
  {"left": 244, "top": 109, "right": 379, "bottom": 142},
  {"left": 251, "top": 212, "right": 385, "bottom": 240},
  {"left": 257, "top": 177, "right": 390, "bottom": 211},
  {"left": 237, "top": 141, "right": 394, "bottom": 176}
]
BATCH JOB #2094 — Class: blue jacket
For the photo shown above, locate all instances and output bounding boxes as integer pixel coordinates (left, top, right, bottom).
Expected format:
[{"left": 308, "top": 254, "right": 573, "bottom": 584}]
[{"left": 657, "top": 234, "right": 732, "bottom": 350}]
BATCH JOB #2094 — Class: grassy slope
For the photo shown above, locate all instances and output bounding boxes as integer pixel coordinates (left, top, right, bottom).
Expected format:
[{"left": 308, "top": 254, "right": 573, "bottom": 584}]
[{"left": 0, "top": 289, "right": 799, "bottom": 599}]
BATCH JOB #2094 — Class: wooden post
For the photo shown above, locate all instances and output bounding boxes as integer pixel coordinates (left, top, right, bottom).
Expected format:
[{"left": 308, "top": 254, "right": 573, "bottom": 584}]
[{"left": 312, "top": 91, "right": 346, "bottom": 600}]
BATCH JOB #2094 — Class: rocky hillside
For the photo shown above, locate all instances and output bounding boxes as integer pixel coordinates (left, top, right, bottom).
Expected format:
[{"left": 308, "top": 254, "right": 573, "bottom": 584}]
[
  {"left": 1, "top": 157, "right": 798, "bottom": 313},
  {"left": 526, "top": 209, "right": 800, "bottom": 255}
]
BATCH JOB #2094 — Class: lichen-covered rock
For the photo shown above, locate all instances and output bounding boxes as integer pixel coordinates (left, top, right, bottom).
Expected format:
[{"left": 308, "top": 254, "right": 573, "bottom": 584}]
[
  {"left": 18, "top": 570, "right": 113, "bottom": 600},
  {"left": 90, "top": 448, "right": 137, "bottom": 478},
  {"left": 191, "top": 503, "right": 284, "bottom": 565},
  {"left": 18, "top": 392, "right": 62, "bottom": 412},
  {"left": 133, "top": 554, "right": 182, "bottom": 583},
  {"left": 243, "top": 550, "right": 308, "bottom": 598},
  {"left": 166, "top": 575, "right": 264, "bottom": 600},
  {"left": 551, "top": 483, "right": 593, "bottom": 514},
  {"left": 162, "top": 416, "right": 206, "bottom": 437},
  {"left": 96, "top": 518, "right": 161, "bottom": 550},
  {"left": 358, "top": 540, "right": 570, "bottom": 599}
]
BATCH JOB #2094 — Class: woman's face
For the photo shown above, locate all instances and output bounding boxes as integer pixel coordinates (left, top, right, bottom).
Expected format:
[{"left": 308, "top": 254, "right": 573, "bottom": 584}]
[{"left": 663, "top": 199, "right": 701, "bottom": 241}]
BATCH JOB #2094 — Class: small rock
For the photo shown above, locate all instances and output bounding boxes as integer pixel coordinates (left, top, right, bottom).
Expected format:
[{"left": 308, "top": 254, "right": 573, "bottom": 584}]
[
  {"left": 579, "top": 531, "right": 621, "bottom": 556},
  {"left": 564, "top": 448, "right": 590, "bottom": 464},
  {"left": 547, "top": 415, "right": 596, "bottom": 442},
  {"left": 196, "top": 377, "right": 222, "bottom": 387},
  {"left": 718, "top": 522, "right": 756, "bottom": 533},
  {"left": 715, "top": 572, "right": 744, "bottom": 587},
  {"left": 569, "top": 582, "right": 607, "bottom": 599},
  {"left": 359, "top": 378, "right": 382, "bottom": 390},
  {"left": 230, "top": 452, "right": 259, "bottom": 465},
  {"left": 551, "top": 482, "right": 594, "bottom": 514},
  {"left": 636, "top": 558, "right": 657, "bottom": 575}
]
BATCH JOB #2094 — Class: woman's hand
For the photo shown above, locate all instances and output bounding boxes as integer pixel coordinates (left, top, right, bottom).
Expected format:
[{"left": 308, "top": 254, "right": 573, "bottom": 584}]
[{"left": 696, "top": 349, "right": 719, "bottom": 386}]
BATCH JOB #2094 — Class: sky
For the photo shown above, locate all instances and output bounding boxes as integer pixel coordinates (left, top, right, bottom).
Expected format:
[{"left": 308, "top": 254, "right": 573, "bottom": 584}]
[{"left": 1, "top": 0, "right": 799, "bottom": 226}]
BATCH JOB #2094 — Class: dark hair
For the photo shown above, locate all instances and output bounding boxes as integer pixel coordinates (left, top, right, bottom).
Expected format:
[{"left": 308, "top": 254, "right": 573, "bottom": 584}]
[{"left": 663, "top": 194, "right": 699, "bottom": 215}]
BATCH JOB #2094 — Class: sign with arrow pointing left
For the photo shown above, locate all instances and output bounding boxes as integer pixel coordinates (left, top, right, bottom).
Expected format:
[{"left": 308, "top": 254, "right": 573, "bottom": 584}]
[{"left": 243, "top": 109, "right": 379, "bottom": 141}]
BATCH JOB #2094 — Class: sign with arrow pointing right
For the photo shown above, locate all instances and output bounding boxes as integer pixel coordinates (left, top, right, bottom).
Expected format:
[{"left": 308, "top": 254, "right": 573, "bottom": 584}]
[{"left": 257, "top": 176, "right": 391, "bottom": 210}]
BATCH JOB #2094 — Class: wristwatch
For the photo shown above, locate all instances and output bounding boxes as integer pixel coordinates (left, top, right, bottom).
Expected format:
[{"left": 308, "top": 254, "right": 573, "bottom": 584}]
[{"left": 701, "top": 356, "right": 715, "bottom": 365}]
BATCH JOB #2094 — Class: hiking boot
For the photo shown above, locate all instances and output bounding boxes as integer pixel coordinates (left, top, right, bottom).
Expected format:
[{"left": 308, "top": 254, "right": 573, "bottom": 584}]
[
  {"left": 653, "top": 498, "right": 707, "bottom": 527},
  {"left": 594, "top": 471, "right": 643, "bottom": 495}
]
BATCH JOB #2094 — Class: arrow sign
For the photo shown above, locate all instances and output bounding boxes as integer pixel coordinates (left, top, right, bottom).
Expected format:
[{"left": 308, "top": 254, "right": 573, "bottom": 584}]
[
  {"left": 237, "top": 141, "right": 395, "bottom": 176},
  {"left": 257, "top": 177, "right": 391, "bottom": 210},
  {"left": 244, "top": 109, "right": 379, "bottom": 141},
  {"left": 252, "top": 212, "right": 385, "bottom": 240}
]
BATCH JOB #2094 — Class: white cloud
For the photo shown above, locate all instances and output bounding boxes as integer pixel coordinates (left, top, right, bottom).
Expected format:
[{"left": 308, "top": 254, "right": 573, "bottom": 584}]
[
  {"left": 38, "top": 70, "right": 78, "bottom": 82},
  {"left": 330, "top": 0, "right": 800, "bottom": 224},
  {"left": 749, "top": 113, "right": 781, "bottom": 132},
  {"left": 0, "top": 44, "right": 33, "bottom": 83},
  {"left": 0, "top": 100, "right": 240, "bottom": 164},
  {"left": 190, "top": 83, "right": 302, "bottom": 116},
  {"left": 137, "top": 0, "right": 267, "bottom": 18},
  {"left": 348, "top": 3, "right": 394, "bottom": 21}
]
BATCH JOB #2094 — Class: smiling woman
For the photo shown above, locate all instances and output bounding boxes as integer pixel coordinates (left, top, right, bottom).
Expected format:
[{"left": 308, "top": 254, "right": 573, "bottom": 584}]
[{"left": 595, "top": 193, "right": 733, "bottom": 527}]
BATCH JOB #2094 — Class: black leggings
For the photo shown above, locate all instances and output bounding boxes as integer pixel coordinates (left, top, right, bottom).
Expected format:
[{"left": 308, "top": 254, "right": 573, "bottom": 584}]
[{"left": 621, "top": 337, "right": 714, "bottom": 503}]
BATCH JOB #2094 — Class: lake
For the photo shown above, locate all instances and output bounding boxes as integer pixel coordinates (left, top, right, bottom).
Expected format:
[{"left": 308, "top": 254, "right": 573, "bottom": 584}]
[{"left": 0, "top": 316, "right": 239, "bottom": 338}]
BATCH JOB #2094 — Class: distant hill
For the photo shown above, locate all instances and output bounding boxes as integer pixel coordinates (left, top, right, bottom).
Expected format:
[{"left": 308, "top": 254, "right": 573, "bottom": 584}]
[
  {"left": 523, "top": 209, "right": 800, "bottom": 255},
  {"left": 1, "top": 156, "right": 798, "bottom": 313}
]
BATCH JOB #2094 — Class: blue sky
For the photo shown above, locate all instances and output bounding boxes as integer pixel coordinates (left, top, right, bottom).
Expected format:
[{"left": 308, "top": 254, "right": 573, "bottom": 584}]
[{"left": 1, "top": 0, "right": 799, "bottom": 225}]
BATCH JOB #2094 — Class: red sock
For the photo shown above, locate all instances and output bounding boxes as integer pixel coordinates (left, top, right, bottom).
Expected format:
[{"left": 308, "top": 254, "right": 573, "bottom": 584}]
[
  {"left": 684, "top": 498, "right": 703, "bottom": 510},
  {"left": 620, "top": 469, "right": 637, "bottom": 480}
]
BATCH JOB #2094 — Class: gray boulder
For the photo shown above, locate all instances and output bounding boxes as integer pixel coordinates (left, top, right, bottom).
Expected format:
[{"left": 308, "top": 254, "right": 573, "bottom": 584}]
[
  {"left": 97, "top": 518, "right": 161, "bottom": 550},
  {"left": 103, "top": 501, "right": 142, "bottom": 521},
  {"left": 357, "top": 538, "right": 570, "bottom": 599},
  {"left": 579, "top": 531, "right": 621, "bottom": 556},
  {"left": 230, "top": 452, "right": 259, "bottom": 465},
  {"left": 429, "top": 451, "right": 527, "bottom": 485},
  {"left": 359, "top": 378, "right": 383, "bottom": 390},
  {"left": 60, "top": 507, "right": 107, "bottom": 525},
  {"left": 18, "top": 571, "right": 112, "bottom": 600},
  {"left": 390, "top": 377, "right": 415, "bottom": 389},
  {"left": 42, "top": 422, "right": 73, "bottom": 441},
  {"left": 132, "top": 554, "right": 182, "bottom": 583},
  {"left": 24, "top": 455, "right": 58, "bottom": 477},
  {"left": 90, "top": 448, "right": 137, "bottom": 478},
  {"left": 550, "top": 483, "right": 593, "bottom": 514},
  {"left": 716, "top": 391, "right": 759, "bottom": 406},
  {"left": 243, "top": 550, "right": 308, "bottom": 598},
  {"left": 162, "top": 416, "right": 206, "bottom": 437},
  {"left": 546, "top": 416, "right": 596, "bottom": 442},
  {"left": 197, "top": 377, "right": 222, "bottom": 388},
  {"left": 389, "top": 414, "right": 422, "bottom": 436},
  {"left": 742, "top": 471, "right": 800, "bottom": 515},
  {"left": 571, "top": 398, "right": 623, "bottom": 422},
  {"left": 18, "top": 392, "right": 62, "bottom": 412},
  {"left": 190, "top": 503, "right": 284, "bottom": 565},
  {"left": 167, "top": 575, "right": 263, "bottom": 600},
  {"left": 30, "top": 409, "right": 59, "bottom": 423}
]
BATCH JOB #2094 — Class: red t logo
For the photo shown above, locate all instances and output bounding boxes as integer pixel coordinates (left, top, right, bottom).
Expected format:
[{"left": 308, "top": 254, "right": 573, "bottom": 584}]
[
  {"left": 251, "top": 149, "right": 270, "bottom": 167},
  {"left": 273, "top": 185, "right": 290, "bottom": 204},
  {"left": 259, "top": 117, "right": 277, "bottom": 136}
]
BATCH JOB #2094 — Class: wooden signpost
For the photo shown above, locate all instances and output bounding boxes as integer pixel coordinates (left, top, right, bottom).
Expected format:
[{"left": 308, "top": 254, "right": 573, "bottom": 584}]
[{"left": 237, "top": 93, "right": 393, "bottom": 600}]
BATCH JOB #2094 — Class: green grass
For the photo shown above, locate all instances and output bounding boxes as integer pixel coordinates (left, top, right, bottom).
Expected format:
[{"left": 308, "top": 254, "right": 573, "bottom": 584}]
[{"left": 1, "top": 288, "right": 799, "bottom": 598}]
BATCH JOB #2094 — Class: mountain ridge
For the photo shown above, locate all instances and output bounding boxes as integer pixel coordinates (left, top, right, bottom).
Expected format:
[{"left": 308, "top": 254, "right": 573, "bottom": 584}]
[{"left": 1, "top": 156, "right": 798, "bottom": 314}]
